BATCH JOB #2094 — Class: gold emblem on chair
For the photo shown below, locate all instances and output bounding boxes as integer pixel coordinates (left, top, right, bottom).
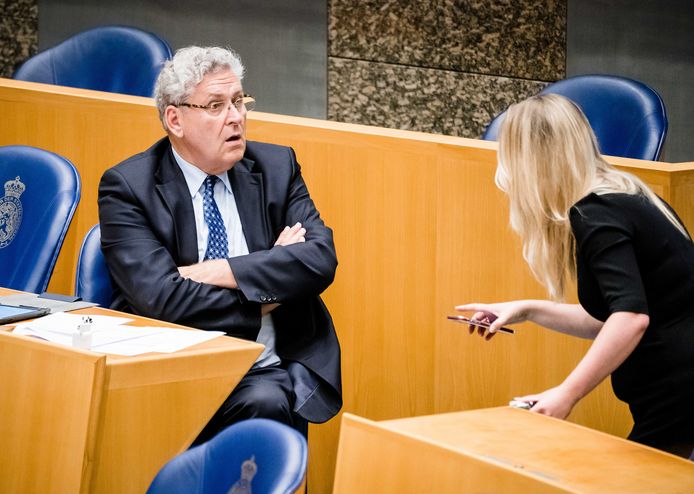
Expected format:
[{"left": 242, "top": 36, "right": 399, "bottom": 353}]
[
  {"left": 228, "top": 455, "right": 257, "bottom": 494},
  {"left": 0, "top": 176, "right": 25, "bottom": 249}
]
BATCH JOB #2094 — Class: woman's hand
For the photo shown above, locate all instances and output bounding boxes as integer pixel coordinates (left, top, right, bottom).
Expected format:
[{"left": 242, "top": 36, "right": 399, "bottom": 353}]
[
  {"left": 455, "top": 300, "right": 602, "bottom": 339},
  {"left": 514, "top": 312, "right": 649, "bottom": 420},
  {"left": 514, "top": 385, "right": 579, "bottom": 420},
  {"left": 455, "top": 301, "right": 531, "bottom": 339}
]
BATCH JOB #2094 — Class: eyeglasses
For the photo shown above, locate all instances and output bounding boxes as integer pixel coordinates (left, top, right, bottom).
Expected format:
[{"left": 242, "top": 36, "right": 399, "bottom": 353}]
[{"left": 177, "top": 94, "right": 256, "bottom": 116}]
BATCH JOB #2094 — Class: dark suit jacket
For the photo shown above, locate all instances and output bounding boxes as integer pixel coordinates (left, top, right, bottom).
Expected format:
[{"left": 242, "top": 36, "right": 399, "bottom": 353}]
[{"left": 98, "top": 137, "right": 342, "bottom": 422}]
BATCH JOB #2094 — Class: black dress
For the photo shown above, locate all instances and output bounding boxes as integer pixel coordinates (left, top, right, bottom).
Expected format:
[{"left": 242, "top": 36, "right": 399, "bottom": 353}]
[{"left": 570, "top": 192, "right": 694, "bottom": 458}]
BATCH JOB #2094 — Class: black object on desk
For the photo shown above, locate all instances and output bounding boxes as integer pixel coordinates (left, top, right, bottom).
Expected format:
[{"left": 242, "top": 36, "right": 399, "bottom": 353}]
[{"left": 39, "top": 292, "right": 82, "bottom": 303}]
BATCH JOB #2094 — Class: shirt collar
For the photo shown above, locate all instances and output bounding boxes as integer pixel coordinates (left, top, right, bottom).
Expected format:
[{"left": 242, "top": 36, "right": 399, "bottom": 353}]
[{"left": 171, "top": 145, "right": 232, "bottom": 197}]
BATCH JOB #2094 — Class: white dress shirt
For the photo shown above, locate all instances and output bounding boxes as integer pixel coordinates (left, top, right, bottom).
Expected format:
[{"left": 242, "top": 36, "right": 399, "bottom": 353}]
[{"left": 172, "top": 147, "right": 279, "bottom": 367}]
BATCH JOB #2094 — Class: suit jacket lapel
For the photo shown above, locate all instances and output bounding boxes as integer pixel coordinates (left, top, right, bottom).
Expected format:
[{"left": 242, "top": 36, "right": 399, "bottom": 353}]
[
  {"left": 229, "top": 157, "right": 268, "bottom": 252},
  {"left": 154, "top": 144, "right": 199, "bottom": 265}
]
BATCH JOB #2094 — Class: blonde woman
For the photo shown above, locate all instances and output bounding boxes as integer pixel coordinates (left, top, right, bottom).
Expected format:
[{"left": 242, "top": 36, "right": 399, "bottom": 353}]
[{"left": 458, "top": 94, "right": 694, "bottom": 458}]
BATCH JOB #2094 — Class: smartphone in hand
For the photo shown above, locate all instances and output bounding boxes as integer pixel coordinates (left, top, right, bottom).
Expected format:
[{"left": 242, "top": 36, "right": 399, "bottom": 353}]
[{"left": 447, "top": 315, "right": 515, "bottom": 335}]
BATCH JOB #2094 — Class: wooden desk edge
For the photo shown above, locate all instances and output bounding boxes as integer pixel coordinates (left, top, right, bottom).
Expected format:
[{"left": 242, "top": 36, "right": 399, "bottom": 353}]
[
  {"left": 379, "top": 407, "right": 694, "bottom": 465},
  {"left": 0, "top": 77, "right": 154, "bottom": 106},
  {"left": 0, "top": 289, "right": 264, "bottom": 362},
  {"left": 339, "top": 412, "right": 580, "bottom": 493}
]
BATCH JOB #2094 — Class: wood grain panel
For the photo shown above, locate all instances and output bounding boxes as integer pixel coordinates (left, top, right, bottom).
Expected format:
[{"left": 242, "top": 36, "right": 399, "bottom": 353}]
[
  {"left": 334, "top": 409, "right": 694, "bottom": 493},
  {"left": 0, "top": 287, "right": 263, "bottom": 493},
  {"left": 2, "top": 79, "right": 693, "bottom": 493},
  {"left": 0, "top": 78, "right": 165, "bottom": 293},
  {"left": 0, "top": 331, "right": 105, "bottom": 494},
  {"left": 334, "top": 413, "right": 571, "bottom": 493}
]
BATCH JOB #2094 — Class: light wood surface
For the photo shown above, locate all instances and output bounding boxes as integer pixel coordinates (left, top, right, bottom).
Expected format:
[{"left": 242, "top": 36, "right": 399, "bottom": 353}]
[
  {"left": 0, "top": 331, "right": 105, "bottom": 493},
  {"left": 2, "top": 78, "right": 694, "bottom": 493},
  {"left": 245, "top": 112, "right": 694, "bottom": 492},
  {"left": 0, "top": 287, "right": 263, "bottom": 493},
  {"left": 0, "top": 78, "right": 165, "bottom": 294},
  {"left": 334, "top": 409, "right": 694, "bottom": 493}
]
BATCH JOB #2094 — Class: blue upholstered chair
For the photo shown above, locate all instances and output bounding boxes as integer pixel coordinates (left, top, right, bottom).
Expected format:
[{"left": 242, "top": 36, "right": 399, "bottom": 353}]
[
  {"left": 0, "top": 145, "right": 80, "bottom": 293},
  {"left": 147, "top": 419, "right": 308, "bottom": 494},
  {"left": 482, "top": 75, "right": 668, "bottom": 161},
  {"left": 13, "top": 25, "right": 172, "bottom": 97},
  {"left": 75, "top": 224, "right": 113, "bottom": 306}
]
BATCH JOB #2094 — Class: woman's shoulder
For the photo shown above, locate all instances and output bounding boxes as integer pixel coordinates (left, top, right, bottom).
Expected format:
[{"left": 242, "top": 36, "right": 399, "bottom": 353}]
[
  {"left": 573, "top": 191, "right": 648, "bottom": 209},
  {"left": 571, "top": 192, "right": 650, "bottom": 218},
  {"left": 569, "top": 192, "right": 645, "bottom": 235}
]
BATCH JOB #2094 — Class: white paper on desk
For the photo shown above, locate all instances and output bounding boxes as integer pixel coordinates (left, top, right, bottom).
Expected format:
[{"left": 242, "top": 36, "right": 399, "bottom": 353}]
[
  {"left": 12, "top": 326, "right": 149, "bottom": 348},
  {"left": 13, "top": 316, "right": 152, "bottom": 348},
  {"left": 14, "top": 314, "right": 225, "bottom": 355},
  {"left": 14, "top": 325, "right": 173, "bottom": 355},
  {"left": 13, "top": 326, "right": 73, "bottom": 346},
  {"left": 92, "top": 327, "right": 225, "bottom": 355},
  {"left": 15, "top": 312, "right": 133, "bottom": 334},
  {"left": 14, "top": 314, "right": 158, "bottom": 348}
]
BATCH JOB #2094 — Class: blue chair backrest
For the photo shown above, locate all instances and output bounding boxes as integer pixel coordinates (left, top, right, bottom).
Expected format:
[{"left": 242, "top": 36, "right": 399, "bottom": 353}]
[
  {"left": 13, "top": 25, "right": 172, "bottom": 98},
  {"left": 75, "top": 224, "right": 113, "bottom": 306},
  {"left": 147, "top": 419, "right": 308, "bottom": 494},
  {"left": 482, "top": 75, "right": 668, "bottom": 161},
  {"left": 0, "top": 145, "right": 80, "bottom": 293}
]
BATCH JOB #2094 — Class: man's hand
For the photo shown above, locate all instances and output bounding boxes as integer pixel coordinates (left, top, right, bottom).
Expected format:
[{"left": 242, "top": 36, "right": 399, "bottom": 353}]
[
  {"left": 274, "top": 222, "right": 306, "bottom": 246},
  {"left": 178, "top": 259, "right": 237, "bottom": 289}
]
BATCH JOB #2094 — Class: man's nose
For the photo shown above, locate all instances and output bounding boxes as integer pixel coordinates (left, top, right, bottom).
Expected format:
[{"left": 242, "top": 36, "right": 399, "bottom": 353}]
[{"left": 224, "top": 102, "right": 243, "bottom": 124}]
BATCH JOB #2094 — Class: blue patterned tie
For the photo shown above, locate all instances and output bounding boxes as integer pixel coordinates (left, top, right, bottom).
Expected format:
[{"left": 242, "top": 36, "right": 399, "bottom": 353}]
[{"left": 202, "top": 175, "right": 229, "bottom": 260}]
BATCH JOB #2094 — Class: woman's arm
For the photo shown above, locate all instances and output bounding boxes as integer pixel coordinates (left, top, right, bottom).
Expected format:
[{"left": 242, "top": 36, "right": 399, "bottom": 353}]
[
  {"left": 456, "top": 300, "right": 604, "bottom": 339},
  {"left": 516, "top": 311, "right": 650, "bottom": 418}
]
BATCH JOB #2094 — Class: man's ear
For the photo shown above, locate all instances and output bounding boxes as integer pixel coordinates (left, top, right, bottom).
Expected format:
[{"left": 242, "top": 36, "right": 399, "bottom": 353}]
[{"left": 165, "top": 105, "right": 184, "bottom": 138}]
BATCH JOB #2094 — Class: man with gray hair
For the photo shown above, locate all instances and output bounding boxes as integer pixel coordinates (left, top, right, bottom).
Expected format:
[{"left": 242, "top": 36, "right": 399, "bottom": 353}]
[{"left": 98, "top": 46, "right": 342, "bottom": 442}]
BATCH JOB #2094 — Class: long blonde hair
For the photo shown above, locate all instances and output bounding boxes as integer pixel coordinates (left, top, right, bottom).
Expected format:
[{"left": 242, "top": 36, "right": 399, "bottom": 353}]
[{"left": 496, "top": 94, "right": 689, "bottom": 300}]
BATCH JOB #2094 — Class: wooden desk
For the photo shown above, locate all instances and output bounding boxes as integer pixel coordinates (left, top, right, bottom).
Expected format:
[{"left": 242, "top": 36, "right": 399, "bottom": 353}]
[
  {"left": 334, "top": 408, "right": 694, "bottom": 493},
  {"left": 4, "top": 78, "right": 694, "bottom": 492},
  {"left": 0, "top": 289, "right": 263, "bottom": 493}
]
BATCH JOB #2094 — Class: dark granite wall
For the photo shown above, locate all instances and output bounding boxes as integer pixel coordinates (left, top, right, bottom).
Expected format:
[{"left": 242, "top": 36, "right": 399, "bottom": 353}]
[
  {"left": 0, "top": 0, "right": 38, "bottom": 78},
  {"left": 5, "top": 2, "right": 693, "bottom": 161},
  {"left": 328, "top": 0, "right": 566, "bottom": 138},
  {"left": 4, "top": 1, "right": 567, "bottom": 139}
]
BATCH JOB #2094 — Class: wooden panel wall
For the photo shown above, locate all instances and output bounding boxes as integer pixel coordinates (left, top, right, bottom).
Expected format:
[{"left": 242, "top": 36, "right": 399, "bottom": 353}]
[
  {"left": 0, "top": 79, "right": 165, "bottom": 293},
  {"left": 0, "top": 331, "right": 106, "bottom": 493},
  {"left": 334, "top": 410, "right": 694, "bottom": 493},
  {"left": 2, "top": 79, "right": 693, "bottom": 493}
]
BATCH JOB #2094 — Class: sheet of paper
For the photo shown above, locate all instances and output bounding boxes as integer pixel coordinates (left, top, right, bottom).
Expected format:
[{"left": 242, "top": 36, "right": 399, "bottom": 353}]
[
  {"left": 93, "top": 327, "right": 225, "bottom": 355},
  {"left": 13, "top": 312, "right": 224, "bottom": 356},
  {"left": 14, "top": 312, "right": 133, "bottom": 334}
]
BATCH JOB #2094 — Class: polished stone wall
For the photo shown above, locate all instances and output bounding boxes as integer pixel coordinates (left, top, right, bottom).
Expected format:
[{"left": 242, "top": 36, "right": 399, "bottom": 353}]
[
  {"left": 4, "top": 1, "right": 567, "bottom": 139},
  {"left": 5, "top": 2, "right": 692, "bottom": 161},
  {"left": 0, "top": 0, "right": 38, "bottom": 78},
  {"left": 329, "top": 58, "right": 548, "bottom": 139},
  {"left": 328, "top": 0, "right": 566, "bottom": 138}
]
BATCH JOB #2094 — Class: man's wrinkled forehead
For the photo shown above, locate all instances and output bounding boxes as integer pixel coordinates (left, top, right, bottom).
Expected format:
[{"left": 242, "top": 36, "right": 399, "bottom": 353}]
[{"left": 193, "top": 68, "right": 242, "bottom": 97}]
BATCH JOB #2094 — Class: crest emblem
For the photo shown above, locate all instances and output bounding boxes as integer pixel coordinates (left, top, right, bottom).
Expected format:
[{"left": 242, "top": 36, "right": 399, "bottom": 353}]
[
  {"left": 228, "top": 455, "right": 257, "bottom": 494},
  {"left": 0, "top": 176, "right": 25, "bottom": 249}
]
